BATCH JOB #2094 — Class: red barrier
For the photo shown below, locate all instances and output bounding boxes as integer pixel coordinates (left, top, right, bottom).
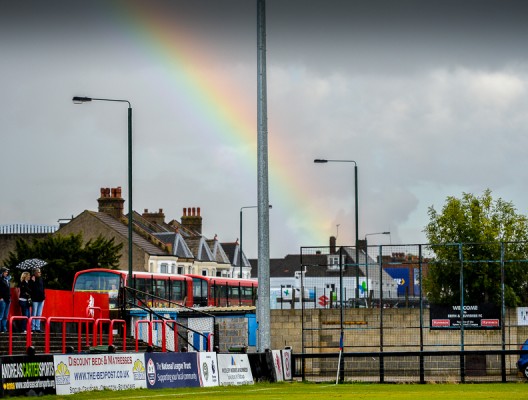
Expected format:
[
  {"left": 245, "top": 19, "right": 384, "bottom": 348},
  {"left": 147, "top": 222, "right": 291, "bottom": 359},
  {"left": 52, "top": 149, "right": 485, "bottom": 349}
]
[
  {"left": 94, "top": 318, "right": 111, "bottom": 346},
  {"left": 136, "top": 319, "right": 179, "bottom": 352},
  {"left": 8, "top": 316, "right": 29, "bottom": 355},
  {"left": 152, "top": 320, "right": 166, "bottom": 352},
  {"left": 164, "top": 320, "right": 179, "bottom": 352},
  {"left": 109, "top": 319, "right": 126, "bottom": 351},
  {"left": 135, "top": 320, "right": 152, "bottom": 352},
  {"left": 45, "top": 317, "right": 95, "bottom": 354},
  {"left": 26, "top": 316, "right": 48, "bottom": 352}
]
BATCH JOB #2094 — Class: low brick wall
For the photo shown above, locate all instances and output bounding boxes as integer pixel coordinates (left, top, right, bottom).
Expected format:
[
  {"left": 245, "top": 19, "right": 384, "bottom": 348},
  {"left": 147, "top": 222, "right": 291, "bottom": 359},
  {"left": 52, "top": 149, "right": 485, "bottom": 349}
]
[{"left": 271, "top": 308, "right": 528, "bottom": 353}]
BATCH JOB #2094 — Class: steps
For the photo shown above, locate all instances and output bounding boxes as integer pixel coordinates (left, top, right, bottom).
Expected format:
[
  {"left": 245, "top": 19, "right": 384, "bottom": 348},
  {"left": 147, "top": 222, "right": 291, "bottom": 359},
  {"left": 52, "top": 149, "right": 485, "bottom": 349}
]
[{"left": 0, "top": 332, "right": 153, "bottom": 356}]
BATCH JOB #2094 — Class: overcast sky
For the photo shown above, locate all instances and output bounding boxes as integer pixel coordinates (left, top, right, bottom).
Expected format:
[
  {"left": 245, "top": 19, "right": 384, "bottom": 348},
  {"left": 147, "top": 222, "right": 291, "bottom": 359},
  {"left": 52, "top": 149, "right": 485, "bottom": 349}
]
[{"left": 2, "top": 0, "right": 528, "bottom": 258}]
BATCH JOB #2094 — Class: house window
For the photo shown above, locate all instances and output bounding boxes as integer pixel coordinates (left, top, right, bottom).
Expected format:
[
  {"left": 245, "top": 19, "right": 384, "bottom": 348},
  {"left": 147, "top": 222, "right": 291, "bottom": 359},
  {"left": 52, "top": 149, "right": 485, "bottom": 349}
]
[
  {"left": 160, "top": 263, "right": 168, "bottom": 274},
  {"left": 171, "top": 264, "right": 176, "bottom": 274},
  {"left": 188, "top": 266, "right": 193, "bottom": 274},
  {"left": 202, "top": 269, "right": 207, "bottom": 276},
  {"left": 177, "top": 266, "right": 184, "bottom": 274}
]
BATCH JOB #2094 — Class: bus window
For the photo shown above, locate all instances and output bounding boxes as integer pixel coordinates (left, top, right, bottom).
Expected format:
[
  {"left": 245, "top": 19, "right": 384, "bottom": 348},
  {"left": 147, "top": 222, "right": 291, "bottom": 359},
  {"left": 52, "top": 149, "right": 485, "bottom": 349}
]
[
  {"left": 192, "top": 278, "right": 208, "bottom": 306},
  {"left": 170, "top": 280, "right": 184, "bottom": 303},
  {"left": 73, "top": 271, "right": 122, "bottom": 293}
]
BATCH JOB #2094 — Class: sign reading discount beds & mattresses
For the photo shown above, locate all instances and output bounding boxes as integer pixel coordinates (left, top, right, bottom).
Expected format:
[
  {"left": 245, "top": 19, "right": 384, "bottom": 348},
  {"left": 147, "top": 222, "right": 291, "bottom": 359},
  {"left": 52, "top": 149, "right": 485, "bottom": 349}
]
[
  {"left": 1, "top": 349, "right": 289, "bottom": 395},
  {"left": 53, "top": 353, "right": 147, "bottom": 395}
]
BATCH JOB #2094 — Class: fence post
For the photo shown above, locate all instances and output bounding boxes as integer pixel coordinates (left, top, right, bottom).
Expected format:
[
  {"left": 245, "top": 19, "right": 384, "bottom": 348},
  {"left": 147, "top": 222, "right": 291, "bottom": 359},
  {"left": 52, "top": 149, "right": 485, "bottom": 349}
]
[
  {"left": 458, "top": 243, "right": 465, "bottom": 383},
  {"left": 500, "top": 242, "right": 506, "bottom": 382},
  {"left": 418, "top": 244, "right": 425, "bottom": 384},
  {"left": 378, "top": 244, "right": 384, "bottom": 383}
]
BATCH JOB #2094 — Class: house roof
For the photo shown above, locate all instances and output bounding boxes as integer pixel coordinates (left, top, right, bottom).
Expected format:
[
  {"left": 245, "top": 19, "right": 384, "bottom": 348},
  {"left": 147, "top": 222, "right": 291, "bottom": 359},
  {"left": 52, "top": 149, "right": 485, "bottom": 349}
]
[
  {"left": 153, "top": 232, "right": 194, "bottom": 258},
  {"left": 250, "top": 252, "right": 365, "bottom": 278},
  {"left": 90, "top": 211, "right": 168, "bottom": 256},
  {"left": 186, "top": 237, "right": 214, "bottom": 261},
  {"left": 207, "top": 239, "right": 231, "bottom": 265}
]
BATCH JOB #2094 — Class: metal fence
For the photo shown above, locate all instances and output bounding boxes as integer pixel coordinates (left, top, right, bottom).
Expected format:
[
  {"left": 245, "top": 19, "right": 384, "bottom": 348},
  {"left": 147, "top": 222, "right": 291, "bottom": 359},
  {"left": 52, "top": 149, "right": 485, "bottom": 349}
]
[
  {"left": 297, "top": 243, "right": 528, "bottom": 383},
  {"left": 0, "top": 224, "right": 58, "bottom": 234}
]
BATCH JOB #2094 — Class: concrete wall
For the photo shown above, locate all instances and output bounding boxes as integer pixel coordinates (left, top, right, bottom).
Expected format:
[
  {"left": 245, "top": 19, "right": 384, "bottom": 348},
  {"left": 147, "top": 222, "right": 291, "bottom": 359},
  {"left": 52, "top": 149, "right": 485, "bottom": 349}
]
[{"left": 270, "top": 308, "right": 528, "bottom": 353}]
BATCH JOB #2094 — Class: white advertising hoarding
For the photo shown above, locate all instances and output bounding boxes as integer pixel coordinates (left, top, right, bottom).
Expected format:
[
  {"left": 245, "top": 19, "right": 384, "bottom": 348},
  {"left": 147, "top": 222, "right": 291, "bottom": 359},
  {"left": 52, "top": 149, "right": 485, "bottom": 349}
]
[
  {"left": 53, "top": 353, "right": 147, "bottom": 395},
  {"left": 217, "top": 354, "right": 254, "bottom": 386}
]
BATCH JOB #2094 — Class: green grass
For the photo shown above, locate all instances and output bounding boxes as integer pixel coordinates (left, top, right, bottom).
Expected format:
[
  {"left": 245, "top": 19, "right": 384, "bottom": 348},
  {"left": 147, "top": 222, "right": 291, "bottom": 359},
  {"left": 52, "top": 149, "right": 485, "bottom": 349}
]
[{"left": 38, "top": 381, "right": 528, "bottom": 400}]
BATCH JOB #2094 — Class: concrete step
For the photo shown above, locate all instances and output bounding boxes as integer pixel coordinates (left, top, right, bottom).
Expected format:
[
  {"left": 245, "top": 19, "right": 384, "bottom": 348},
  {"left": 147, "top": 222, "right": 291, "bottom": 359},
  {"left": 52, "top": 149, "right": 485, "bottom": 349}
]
[{"left": 0, "top": 332, "right": 153, "bottom": 356}]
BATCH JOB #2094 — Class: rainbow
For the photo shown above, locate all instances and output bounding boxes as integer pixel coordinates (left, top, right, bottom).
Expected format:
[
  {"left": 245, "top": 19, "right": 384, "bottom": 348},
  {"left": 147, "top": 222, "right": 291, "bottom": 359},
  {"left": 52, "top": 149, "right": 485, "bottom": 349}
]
[{"left": 114, "top": 2, "right": 334, "bottom": 249}]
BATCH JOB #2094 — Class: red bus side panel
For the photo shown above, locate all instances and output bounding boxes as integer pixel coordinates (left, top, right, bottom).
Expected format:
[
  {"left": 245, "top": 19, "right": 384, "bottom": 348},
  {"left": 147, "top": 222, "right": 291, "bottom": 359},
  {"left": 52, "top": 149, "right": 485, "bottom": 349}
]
[{"left": 72, "top": 292, "right": 110, "bottom": 319}]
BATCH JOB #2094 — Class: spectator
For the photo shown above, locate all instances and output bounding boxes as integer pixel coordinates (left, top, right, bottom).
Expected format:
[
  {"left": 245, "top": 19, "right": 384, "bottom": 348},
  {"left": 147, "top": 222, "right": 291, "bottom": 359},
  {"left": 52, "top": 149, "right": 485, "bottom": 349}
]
[
  {"left": 29, "top": 268, "right": 45, "bottom": 333},
  {"left": 18, "top": 271, "right": 32, "bottom": 333},
  {"left": 0, "top": 267, "right": 11, "bottom": 333}
]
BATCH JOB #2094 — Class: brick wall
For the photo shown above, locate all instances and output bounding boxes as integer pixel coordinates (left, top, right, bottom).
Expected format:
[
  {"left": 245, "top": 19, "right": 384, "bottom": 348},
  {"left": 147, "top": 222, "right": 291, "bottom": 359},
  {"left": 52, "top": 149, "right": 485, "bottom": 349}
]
[{"left": 271, "top": 308, "right": 528, "bottom": 353}]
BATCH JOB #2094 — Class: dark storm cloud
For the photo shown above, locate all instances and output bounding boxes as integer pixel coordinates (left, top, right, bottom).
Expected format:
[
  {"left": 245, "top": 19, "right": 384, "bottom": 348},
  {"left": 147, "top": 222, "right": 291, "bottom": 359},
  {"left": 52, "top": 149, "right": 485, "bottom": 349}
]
[
  {"left": 1, "top": 0, "right": 528, "bottom": 255},
  {"left": 266, "top": 0, "right": 528, "bottom": 73}
]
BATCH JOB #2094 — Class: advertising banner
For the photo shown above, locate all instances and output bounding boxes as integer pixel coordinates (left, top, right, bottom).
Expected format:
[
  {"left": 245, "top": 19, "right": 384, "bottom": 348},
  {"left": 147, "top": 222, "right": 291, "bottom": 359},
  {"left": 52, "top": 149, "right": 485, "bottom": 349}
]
[
  {"left": 281, "top": 348, "right": 292, "bottom": 380},
  {"left": 270, "top": 350, "right": 284, "bottom": 382},
  {"left": 1, "top": 354, "right": 56, "bottom": 397},
  {"left": 53, "top": 353, "right": 147, "bottom": 395},
  {"left": 217, "top": 354, "right": 254, "bottom": 386},
  {"left": 145, "top": 352, "right": 200, "bottom": 389},
  {"left": 430, "top": 303, "right": 501, "bottom": 330},
  {"left": 197, "top": 352, "right": 219, "bottom": 387}
]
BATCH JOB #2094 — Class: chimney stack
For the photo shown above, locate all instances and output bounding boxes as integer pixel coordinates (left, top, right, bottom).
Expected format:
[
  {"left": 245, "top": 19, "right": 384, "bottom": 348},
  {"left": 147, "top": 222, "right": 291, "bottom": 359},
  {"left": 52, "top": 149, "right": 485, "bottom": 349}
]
[
  {"left": 142, "top": 208, "right": 165, "bottom": 225},
  {"left": 97, "top": 187, "right": 124, "bottom": 219},
  {"left": 181, "top": 206, "right": 202, "bottom": 234},
  {"left": 330, "top": 236, "right": 337, "bottom": 254}
]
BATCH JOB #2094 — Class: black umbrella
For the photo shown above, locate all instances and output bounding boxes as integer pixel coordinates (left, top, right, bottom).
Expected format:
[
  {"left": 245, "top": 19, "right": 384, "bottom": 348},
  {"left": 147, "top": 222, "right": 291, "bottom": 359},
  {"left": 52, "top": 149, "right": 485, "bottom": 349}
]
[{"left": 15, "top": 258, "right": 47, "bottom": 271}]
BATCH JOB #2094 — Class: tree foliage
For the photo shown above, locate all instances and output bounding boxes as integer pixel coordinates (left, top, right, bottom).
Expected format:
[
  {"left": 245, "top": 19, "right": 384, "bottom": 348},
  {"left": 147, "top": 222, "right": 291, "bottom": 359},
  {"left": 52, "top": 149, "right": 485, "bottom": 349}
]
[
  {"left": 423, "top": 189, "right": 528, "bottom": 306},
  {"left": 3, "top": 233, "right": 123, "bottom": 290}
]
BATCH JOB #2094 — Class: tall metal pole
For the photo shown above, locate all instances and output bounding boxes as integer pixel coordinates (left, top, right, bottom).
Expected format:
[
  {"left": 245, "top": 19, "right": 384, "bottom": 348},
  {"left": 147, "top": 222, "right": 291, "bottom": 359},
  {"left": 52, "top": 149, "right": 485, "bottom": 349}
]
[
  {"left": 354, "top": 164, "right": 359, "bottom": 302},
  {"left": 127, "top": 106, "right": 133, "bottom": 286},
  {"left": 72, "top": 96, "right": 133, "bottom": 285},
  {"left": 314, "top": 159, "right": 359, "bottom": 304},
  {"left": 257, "top": 0, "right": 271, "bottom": 352},
  {"left": 239, "top": 208, "right": 243, "bottom": 278},
  {"left": 240, "top": 205, "right": 271, "bottom": 279}
]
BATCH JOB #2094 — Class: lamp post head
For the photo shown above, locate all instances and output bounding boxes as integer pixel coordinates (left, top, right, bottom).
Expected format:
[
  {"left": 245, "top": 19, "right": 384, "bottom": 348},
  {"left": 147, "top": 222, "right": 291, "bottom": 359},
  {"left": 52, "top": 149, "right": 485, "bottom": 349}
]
[
  {"left": 314, "top": 159, "right": 328, "bottom": 163},
  {"left": 72, "top": 96, "right": 92, "bottom": 104}
]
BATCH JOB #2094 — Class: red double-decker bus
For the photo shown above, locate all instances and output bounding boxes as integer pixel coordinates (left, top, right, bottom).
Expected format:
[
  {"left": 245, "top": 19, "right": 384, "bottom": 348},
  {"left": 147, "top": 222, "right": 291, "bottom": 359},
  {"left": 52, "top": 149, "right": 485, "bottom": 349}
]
[{"left": 71, "top": 269, "right": 258, "bottom": 311}]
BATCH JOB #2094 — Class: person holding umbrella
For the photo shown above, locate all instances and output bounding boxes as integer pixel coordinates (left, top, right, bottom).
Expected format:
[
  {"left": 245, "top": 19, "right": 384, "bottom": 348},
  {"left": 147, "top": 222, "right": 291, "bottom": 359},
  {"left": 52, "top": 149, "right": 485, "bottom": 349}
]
[
  {"left": 29, "top": 268, "right": 45, "bottom": 333},
  {"left": 18, "top": 271, "right": 32, "bottom": 333},
  {"left": 0, "top": 267, "right": 11, "bottom": 333}
]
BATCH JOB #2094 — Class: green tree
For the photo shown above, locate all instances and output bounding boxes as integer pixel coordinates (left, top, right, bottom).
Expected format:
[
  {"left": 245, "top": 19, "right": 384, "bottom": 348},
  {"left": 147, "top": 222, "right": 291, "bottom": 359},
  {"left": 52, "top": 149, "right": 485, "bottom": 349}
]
[
  {"left": 423, "top": 189, "right": 528, "bottom": 306},
  {"left": 3, "top": 233, "right": 123, "bottom": 290}
]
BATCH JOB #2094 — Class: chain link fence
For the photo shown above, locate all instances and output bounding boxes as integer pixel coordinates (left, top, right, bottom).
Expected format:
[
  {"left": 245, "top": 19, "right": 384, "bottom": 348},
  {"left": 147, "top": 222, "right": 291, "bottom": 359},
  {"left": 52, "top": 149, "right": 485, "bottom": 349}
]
[{"left": 296, "top": 242, "right": 528, "bottom": 383}]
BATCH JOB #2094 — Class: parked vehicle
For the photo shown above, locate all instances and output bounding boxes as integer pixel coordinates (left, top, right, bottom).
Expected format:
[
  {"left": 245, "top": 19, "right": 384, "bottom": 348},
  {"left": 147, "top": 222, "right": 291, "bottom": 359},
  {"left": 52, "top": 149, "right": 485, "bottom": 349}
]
[
  {"left": 517, "top": 339, "right": 528, "bottom": 378},
  {"left": 72, "top": 268, "right": 258, "bottom": 310}
]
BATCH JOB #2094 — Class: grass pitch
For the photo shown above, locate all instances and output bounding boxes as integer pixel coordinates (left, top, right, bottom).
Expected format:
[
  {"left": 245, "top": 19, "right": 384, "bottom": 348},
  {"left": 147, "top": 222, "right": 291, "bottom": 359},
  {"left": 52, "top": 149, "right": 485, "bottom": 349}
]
[{"left": 39, "top": 381, "right": 528, "bottom": 400}]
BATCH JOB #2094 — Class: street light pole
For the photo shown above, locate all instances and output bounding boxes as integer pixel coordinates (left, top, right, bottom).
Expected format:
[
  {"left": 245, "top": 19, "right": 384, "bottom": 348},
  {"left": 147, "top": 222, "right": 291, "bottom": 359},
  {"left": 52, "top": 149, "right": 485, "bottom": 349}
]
[
  {"left": 364, "top": 232, "right": 390, "bottom": 301},
  {"left": 239, "top": 205, "right": 272, "bottom": 279},
  {"left": 314, "top": 159, "right": 359, "bottom": 303},
  {"left": 73, "top": 96, "right": 134, "bottom": 287}
]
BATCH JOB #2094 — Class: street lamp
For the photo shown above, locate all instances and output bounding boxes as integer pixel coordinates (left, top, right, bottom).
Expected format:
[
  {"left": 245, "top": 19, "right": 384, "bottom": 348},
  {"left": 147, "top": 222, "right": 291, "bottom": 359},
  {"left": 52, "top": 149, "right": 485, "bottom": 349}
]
[
  {"left": 239, "top": 205, "right": 272, "bottom": 279},
  {"left": 72, "top": 96, "right": 134, "bottom": 286},
  {"left": 314, "top": 159, "right": 360, "bottom": 302},
  {"left": 364, "top": 232, "right": 390, "bottom": 300}
]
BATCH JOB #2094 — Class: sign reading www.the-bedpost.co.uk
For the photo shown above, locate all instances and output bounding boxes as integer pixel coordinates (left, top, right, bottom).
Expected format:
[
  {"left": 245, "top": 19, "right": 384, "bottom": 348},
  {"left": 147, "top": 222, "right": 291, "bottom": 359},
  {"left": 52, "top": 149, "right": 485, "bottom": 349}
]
[{"left": 53, "top": 353, "right": 147, "bottom": 395}]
